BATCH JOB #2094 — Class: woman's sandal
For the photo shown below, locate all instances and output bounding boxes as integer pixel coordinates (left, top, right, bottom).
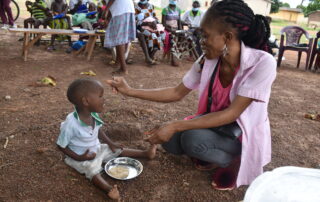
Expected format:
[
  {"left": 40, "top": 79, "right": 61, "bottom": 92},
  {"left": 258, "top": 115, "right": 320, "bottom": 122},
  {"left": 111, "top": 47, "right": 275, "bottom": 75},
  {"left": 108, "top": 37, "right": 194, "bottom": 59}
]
[
  {"left": 211, "top": 167, "right": 237, "bottom": 191},
  {"left": 190, "top": 157, "right": 218, "bottom": 171}
]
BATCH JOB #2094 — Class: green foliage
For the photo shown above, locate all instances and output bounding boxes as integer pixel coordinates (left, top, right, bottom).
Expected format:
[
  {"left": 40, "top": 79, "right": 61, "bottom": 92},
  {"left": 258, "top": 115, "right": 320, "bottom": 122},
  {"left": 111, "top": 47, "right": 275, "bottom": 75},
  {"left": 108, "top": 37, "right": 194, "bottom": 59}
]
[
  {"left": 271, "top": 0, "right": 282, "bottom": 13},
  {"left": 282, "top": 3, "right": 290, "bottom": 8},
  {"left": 297, "top": 5, "right": 307, "bottom": 16},
  {"left": 304, "top": 0, "right": 320, "bottom": 16},
  {"left": 271, "top": 0, "right": 291, "bottom": 13}
]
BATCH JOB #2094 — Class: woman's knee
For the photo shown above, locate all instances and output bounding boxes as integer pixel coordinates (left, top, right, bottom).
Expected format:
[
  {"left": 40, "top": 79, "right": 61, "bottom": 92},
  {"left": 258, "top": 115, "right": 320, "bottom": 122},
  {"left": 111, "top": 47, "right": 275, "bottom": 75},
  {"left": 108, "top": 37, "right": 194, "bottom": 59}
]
[
  {"left": 161, "top": 132, "right": 184, "bottom": 155},
  {"left": 180, "top": 129, "right": 211, "bottom": 155},
  {"left": 179, "top": 129, "right": 235, "bottom": 167}
]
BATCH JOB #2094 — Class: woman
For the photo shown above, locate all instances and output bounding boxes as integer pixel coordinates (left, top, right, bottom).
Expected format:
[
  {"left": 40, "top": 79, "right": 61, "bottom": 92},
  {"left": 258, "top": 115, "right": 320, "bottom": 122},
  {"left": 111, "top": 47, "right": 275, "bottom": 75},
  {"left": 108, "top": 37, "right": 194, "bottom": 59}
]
[
  {"left": 104, "top": 0, "right": 136, "bottom": 74},
  {"left": 107, "top": 0, "right": 276, "bottom": 190},
  {"left": 0, "top": 0, "right": 14, "bottom": 28},
  {"left": 135, "top": 0, "right": 165, "bottom": 65},
  {"left": 162, "top": 0, "right": 182, "bottom": 66},
  {"left": 48, "top": 0, "right": 72, "bottom": 52}
]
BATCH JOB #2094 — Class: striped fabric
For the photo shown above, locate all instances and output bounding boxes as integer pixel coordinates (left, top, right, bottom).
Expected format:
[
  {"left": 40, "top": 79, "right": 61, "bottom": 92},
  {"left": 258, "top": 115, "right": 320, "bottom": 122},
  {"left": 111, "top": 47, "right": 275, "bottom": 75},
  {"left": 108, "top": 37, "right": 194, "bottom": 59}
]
[
  {"left": 31, "top": 0, "right": 47, "bottom": 20},
  {"left": 104, "top": 13, "right": 136, "bottom": 48}
]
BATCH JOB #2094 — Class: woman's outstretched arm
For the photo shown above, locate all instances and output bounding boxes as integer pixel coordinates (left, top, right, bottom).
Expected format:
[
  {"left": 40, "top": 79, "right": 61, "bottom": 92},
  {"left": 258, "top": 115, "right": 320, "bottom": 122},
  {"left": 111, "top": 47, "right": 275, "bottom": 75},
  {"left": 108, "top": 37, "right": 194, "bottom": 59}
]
[{"left": 106, "top": 77, "right": 192, "bottom": 103}]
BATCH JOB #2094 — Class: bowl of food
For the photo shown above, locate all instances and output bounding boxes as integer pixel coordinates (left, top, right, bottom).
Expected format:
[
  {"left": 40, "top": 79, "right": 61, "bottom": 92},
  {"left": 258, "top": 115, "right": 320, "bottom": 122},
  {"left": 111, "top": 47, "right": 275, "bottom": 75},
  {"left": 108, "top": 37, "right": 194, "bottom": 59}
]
[{"left": 105, "top": 157, "right": 143, "bottom": 180}]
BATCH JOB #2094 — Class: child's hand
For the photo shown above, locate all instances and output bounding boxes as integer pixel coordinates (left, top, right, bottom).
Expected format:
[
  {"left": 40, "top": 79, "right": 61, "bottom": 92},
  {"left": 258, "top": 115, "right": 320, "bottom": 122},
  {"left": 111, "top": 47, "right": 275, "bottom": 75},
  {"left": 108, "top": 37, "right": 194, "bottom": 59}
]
[
  {"left": 80, "top": 149, "right": 96, "bottom": 161},
  {"left": 144, "top": 123, "right": 177, "bottom": 144}
]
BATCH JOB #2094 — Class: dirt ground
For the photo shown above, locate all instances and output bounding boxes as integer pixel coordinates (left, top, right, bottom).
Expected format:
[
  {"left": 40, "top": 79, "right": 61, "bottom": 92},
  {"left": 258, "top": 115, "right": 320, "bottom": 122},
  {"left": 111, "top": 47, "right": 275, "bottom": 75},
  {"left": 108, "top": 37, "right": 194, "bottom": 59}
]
[{"left": 0, "top": 25, "right": 320, "bottom": 202}]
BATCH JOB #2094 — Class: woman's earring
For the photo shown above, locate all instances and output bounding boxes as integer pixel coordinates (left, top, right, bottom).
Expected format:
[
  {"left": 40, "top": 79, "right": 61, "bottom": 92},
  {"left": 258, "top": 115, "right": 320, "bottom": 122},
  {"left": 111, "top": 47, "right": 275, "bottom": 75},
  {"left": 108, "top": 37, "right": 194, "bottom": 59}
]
[{"left": 222, "top": 44, "right": 228, "bottom": 57}]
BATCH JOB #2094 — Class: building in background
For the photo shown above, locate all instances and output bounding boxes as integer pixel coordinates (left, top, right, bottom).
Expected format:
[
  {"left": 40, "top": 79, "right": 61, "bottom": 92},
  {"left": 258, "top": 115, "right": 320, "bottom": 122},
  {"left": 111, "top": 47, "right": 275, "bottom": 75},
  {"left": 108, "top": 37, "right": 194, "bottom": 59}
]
[
  {"left": 270, "top": 7, "right": 308, "bottom": 24},
  {"left": 308, "top": 10, "right": 320, "bottom": 27},
  {"left": 245, "top": 0, "right": 273, "bottom": 16}
]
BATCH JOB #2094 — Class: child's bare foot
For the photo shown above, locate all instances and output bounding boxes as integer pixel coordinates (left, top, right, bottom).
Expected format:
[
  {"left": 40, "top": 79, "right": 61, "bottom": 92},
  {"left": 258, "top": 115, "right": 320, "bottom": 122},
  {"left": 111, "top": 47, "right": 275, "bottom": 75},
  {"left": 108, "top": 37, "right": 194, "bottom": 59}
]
[
  {"left": 108, "top": 185, "right": 120, "bottom": 200},
  {"left": 146, "top": 144, "right": 157, "bottom": 160}
]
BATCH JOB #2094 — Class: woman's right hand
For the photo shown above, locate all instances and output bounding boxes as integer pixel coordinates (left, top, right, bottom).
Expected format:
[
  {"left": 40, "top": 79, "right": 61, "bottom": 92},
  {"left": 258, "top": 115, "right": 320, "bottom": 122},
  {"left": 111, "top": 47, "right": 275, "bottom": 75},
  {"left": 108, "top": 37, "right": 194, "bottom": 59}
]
[{"left": 106, "top": 77, "right": 132, "bottom": 95}]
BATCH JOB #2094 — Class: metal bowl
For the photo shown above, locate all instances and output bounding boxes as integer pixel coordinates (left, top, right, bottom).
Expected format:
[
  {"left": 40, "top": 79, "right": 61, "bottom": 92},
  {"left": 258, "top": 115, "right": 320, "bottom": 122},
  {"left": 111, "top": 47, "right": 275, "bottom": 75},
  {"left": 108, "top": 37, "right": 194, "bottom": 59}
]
[{"left": 105, "top": 157, "right": 143, "bottom": 180}]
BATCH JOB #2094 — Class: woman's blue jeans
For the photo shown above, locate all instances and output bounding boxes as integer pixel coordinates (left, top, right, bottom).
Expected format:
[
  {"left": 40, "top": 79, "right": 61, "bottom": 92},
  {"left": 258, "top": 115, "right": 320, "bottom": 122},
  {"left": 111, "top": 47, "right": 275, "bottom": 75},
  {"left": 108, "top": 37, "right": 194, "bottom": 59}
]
[{"left": 162, "top": 128, "right": 242, "bottom": 168}]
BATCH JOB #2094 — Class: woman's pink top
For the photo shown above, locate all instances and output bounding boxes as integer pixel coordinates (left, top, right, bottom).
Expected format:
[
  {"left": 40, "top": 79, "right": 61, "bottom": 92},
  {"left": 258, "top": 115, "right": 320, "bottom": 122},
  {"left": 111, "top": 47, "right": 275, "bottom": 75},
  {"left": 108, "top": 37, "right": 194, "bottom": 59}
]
[
  {"left": 198, "top": 62, "right": 240, "bottom": 114},
  {"left": 182, "top": 42, "right": 277, "bottom": 187}
]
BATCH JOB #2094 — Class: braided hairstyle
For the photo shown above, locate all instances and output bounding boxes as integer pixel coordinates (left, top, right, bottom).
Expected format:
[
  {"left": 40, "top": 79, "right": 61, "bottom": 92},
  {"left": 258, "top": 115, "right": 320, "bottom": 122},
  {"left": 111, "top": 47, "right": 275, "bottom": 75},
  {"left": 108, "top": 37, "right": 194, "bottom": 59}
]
[{"left": 206, "top": 0, "right": 271, "bottom": 53}]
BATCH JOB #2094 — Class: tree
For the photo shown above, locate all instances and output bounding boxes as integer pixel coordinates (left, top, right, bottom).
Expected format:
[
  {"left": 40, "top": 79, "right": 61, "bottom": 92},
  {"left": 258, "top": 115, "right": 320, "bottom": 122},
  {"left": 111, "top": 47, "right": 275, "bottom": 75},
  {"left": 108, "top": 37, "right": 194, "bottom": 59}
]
[
  {"left": 301, "top": 0, "right": 320, "bottom": 16},
  {"left": 271, "top": 0, "right": 281, "bottom": 13},
  {"left": 271, "top": 0, "right": 291, "bottom": 13},
  {"left": 297, "top": 5, "right": 307, "bottom": 16},
  {"left": 282, "top": 3, "right": 290, "bottom": 8}
]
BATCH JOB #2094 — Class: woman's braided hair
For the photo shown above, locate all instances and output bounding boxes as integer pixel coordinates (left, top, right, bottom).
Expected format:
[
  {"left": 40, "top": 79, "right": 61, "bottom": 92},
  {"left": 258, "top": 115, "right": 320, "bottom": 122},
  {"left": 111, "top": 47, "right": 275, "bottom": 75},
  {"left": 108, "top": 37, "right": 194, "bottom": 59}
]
[{"left": 207, "top": 0, "right": 271, "bottom": 53}]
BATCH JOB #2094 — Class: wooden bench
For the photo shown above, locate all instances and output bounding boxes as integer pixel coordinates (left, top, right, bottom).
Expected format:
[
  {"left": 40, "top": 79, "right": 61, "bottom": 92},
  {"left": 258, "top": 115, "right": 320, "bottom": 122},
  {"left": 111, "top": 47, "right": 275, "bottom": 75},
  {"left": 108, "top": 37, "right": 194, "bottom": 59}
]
[{"left": 8, "top": 28, "right": 104, "bottom": 61}]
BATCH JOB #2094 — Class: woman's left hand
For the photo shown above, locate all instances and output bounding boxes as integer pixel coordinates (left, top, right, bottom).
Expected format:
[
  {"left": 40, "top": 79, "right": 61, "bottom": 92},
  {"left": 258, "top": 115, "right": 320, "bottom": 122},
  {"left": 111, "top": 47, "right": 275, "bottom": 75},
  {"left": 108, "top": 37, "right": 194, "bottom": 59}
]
[{"left": 145, "top": 122, "right": 177, "bottom": 144}]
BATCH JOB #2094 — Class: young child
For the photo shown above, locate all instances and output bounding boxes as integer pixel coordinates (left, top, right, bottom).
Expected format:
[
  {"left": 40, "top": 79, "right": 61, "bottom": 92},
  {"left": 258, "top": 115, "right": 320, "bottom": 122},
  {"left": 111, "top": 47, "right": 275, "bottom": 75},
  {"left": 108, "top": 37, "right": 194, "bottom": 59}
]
[
  {"left": 48, "top": 0, "right": 72, "bottom": 51},
  {"left": 57, "top": 78, "right": 157, "bottom": 200}
]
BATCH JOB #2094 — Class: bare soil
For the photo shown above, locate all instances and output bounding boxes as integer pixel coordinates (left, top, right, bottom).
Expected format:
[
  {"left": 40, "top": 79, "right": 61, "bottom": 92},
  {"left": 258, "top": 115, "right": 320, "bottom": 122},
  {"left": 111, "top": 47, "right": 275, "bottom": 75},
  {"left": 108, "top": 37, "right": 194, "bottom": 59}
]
[{"left": 0, "top": 28, "right": 319, "bottom": 202}]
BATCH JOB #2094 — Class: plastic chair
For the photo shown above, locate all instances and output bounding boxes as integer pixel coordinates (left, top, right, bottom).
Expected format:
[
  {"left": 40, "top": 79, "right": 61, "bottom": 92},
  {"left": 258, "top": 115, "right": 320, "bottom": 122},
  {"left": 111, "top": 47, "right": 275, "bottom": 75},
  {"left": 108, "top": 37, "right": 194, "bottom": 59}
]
[
  {"left": 277, "top": 26, "right": 313, "bottom": 70},
  {"left": 308, "top": 31, "right": 320, "bottom": 71}
]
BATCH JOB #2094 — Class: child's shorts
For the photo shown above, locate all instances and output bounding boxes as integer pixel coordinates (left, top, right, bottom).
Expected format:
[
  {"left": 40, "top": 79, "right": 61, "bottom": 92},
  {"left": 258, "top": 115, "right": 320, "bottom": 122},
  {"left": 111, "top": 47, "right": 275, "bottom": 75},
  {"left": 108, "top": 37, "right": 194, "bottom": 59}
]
[{"left": 64, "top": 144, "right": 122, "bottom": 180}]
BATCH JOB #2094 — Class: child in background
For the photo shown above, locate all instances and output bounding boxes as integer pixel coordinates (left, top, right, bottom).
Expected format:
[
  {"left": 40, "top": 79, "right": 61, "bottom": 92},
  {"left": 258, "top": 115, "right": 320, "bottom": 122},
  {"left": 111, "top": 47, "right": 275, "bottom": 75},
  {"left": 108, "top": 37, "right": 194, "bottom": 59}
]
[
  {"left": 24, "top": 0, "right": 50, "bottom": 28},
  {"left": 48, "top": 0, "right": 72, "bottom": 52},
  {"left": 57, "top": 78, "right": 157, "bottom": 200}
]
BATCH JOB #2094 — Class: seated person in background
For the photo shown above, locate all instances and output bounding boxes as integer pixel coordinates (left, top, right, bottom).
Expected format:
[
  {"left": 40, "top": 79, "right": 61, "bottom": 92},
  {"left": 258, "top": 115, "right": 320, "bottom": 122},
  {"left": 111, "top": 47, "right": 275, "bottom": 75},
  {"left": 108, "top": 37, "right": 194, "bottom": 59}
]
[
  {"left": 162, "top": 0, "right": 198, "bottom": 65},
  {"left": 162, "top": 0, "right": 182, "bottom": 66},
  {"left": 135, "top": 0, "right": 166, "bottom": 66},
  {"left": 182, "top": 1, "right": 203, "bottom": 28},
  {"left": 94, "top": 0, "right": 110, "bottom": 31},
  {"left": 96, "top": 0, "right": 108, "bottom": 29},
  {"left": 72, "top": 2, "right": 98, "bottom": 30},
  {"left": 69, "top": 0, "right": 92, "bottom": 15},
  {"left": 181, "top": 0, "right": 204, "bottom": 56},
  {"left": 47, "top": 0, "right": 72, "bottom": 52},
  {"left": 24, "top": 0, "right": 50, "bottom": 28},
  {"left": 57, "top": 78, "right": 157, "bottom": 200}
]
